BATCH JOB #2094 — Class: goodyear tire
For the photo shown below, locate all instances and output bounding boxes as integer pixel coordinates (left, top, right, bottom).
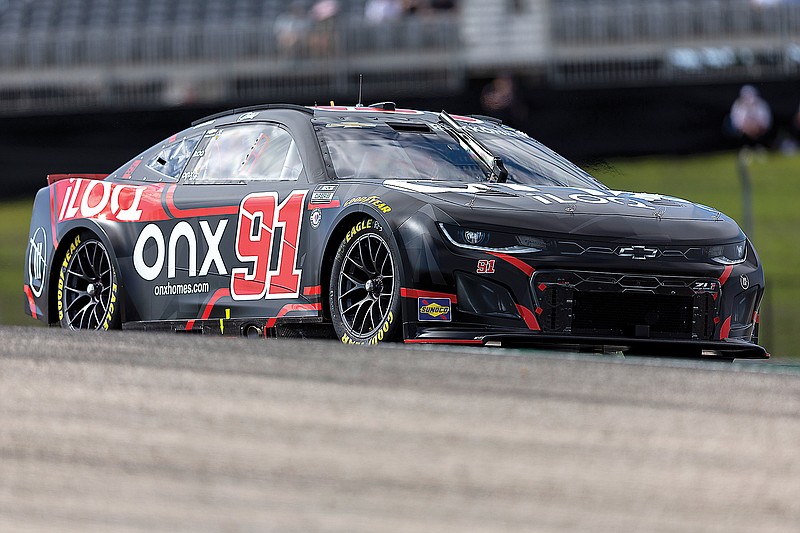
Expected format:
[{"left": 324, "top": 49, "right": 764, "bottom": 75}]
[
  {"left": 330, "top": 218, "right": 401, "bottom": 344},
  {"left": 57, "top": 232, "right": 121, "bottom": 330}
]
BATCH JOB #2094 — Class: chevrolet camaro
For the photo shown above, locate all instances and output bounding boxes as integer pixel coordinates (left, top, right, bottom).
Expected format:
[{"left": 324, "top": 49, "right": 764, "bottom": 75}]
[{"left": 23, "top": 103, "right": 767, "bottom": 358}]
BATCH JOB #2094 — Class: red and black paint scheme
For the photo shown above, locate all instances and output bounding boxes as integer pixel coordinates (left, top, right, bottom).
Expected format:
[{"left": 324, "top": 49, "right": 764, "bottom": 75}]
[{"left": 23, "top": 103, "right": 767, "bottom": 359}]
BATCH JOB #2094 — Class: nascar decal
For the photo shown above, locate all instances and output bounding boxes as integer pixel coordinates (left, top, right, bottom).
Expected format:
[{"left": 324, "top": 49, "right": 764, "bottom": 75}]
[
  {"left": 418, "top": 298, "right": 452, "bottom": 322},
  {"left": 310, "top": 184, "right": 338, "bottom": 205}
]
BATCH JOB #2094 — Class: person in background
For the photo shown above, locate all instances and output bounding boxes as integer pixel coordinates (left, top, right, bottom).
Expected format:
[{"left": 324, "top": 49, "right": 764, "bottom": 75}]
[
  {"left": 480, "top": 73, "right": 528, "bottom": 130},
  {"left": 365, "top": 0, "right": 403, "bottom": 23},
  {"left": 726, "top": 85, "right": 773, "bottom": 146},
  {"left": 274, "top": 2, "right": 311, "bottom": 58},
  {"left": 308, "top": 0, "right": 340, "bottom": 56}
]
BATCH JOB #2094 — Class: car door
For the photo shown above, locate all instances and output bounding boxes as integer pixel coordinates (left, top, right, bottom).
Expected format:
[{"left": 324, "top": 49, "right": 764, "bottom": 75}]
[{"left": 148, "top": 122, "right": 310, "bottom": 323}]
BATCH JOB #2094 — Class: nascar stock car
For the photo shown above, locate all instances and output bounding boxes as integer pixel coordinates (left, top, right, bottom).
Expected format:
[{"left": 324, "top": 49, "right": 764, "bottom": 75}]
[{"left": 23, "top": 102, "right": 767, "bottom": 358}]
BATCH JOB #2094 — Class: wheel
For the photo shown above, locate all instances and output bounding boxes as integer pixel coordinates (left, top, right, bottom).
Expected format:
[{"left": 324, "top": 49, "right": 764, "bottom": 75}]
[
  {"left": 57, "top": 233, "right": 121, "bottom": 330},
  {"left": 330, "top": 218, "right": 401, "bottom": 344}
]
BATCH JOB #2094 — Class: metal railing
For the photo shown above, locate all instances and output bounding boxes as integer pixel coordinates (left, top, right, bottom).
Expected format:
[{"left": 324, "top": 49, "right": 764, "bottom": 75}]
[
  {"left": 549, "top": 0, "right": 800, "bottom": 86},
  {"left": 0, "top": 16, "right": 463, "bottom": 114},
  {"left": 2, "top": 1, "right": 800, "bottom": 113}
]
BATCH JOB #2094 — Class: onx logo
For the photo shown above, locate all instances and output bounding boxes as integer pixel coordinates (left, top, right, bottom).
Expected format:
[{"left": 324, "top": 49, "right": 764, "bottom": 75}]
[{"left": 134, "top": 220, "right": 228, "bottom": 281}]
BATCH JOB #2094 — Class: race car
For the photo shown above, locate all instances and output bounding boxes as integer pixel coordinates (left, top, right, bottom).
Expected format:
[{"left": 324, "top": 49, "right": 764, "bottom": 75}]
[{"left": 23, "top": 102, "right": 767, "bottom": 358}]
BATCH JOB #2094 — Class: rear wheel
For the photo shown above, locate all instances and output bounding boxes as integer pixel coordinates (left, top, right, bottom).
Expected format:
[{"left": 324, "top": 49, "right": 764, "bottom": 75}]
[
  {"left": 330, "top": 219, "right": 401, "bottom": 344},
  {"left": 58, "top": 233, "right": 121, "bottom": 330}
]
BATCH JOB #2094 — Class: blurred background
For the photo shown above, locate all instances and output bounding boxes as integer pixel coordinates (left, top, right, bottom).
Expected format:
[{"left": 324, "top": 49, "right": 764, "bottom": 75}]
[{"left": 1, "top": 0, "right": 798, "bottom": 356}]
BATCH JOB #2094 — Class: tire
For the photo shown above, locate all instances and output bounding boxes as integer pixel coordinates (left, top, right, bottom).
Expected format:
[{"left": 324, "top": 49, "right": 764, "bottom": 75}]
[
  {"left": 57, "top": 232, "right": 121, "bottom": 330},
  {"left": 330, "top": 218, "right": 401, "bottom": 344}
]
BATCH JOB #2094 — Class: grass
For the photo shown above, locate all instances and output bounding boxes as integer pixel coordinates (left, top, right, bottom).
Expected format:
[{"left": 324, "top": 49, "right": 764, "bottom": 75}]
[
  {"left": 3, "top": 151, "right": 798, "bottom": 355},
  {"left": 0, "top": 198, "right": 36, "bottom": 327}
]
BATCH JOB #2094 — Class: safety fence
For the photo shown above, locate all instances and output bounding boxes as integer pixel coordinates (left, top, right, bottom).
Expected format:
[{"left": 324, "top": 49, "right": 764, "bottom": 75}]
[
  {"left": 0, "top": 16, "right": 463, "bottom": 114},
  {"left": 549, "top": 0, "right": 800, "bottom": 86},
  {"left": 2, "top": 1, "right": 800, "bottom": 113}
]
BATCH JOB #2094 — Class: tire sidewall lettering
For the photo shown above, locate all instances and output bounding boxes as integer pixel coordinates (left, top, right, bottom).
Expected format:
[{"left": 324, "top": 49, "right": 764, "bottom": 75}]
[
  {"left": 57, "top": 234, "right": 82, "bottom": 322},
  {"left": 340, "top": 311, "right": 394, "bottom": 345},
  {"left": 57, "top": 233, "right": 120, "bottom": 330},
  {"left": 331, "top": 218, "right": 399, "bottom": 345}
]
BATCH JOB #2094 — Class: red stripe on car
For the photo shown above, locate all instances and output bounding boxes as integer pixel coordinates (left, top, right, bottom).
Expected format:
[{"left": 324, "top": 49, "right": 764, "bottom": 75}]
[
  {"left": 23, "top": 285, "right": 38, "bottom": 319},
  {"left": 720, "top": 316, "right": 732, "bottom": 340},
  {"left": 308, "top": 200, "right": 341, "bottom": 210},
  {"left": 185, "top": 288, "right": 231, "bottom": 331},
  {"left": 516, "top": 304, "right": 541, "bottom": 331},
  {"left": 719, "top": 265, "right": 733, "bottom": 286},
  {"left": 265, "top": 303, "right": 322, "bottom": 329},
  {"left": 400, "top": 288, "right": 458, "bottom": 303},
  {"left": 487, "top": 252, "right": 535, "bottom": 278},
  {"left": 404, "top": 339, "right": 484, "bottom": 345},
  {"left": 303, "top": 285, "right": 322, "bottom": 296}
]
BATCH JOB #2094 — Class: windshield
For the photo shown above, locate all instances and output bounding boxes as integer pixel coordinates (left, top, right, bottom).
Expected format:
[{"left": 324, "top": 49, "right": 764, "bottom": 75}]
[
  {"left": 317, "top": 119, "right": 606, "bottom": 190},
  {"left": 471, "top": 125, "right": 606, "bottom": 190}
]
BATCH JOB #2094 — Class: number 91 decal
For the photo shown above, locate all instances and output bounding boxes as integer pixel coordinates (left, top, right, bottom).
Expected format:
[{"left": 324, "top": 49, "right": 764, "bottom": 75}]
[{"left": 231, "top": 190, "right": 308, "bottom": 300}]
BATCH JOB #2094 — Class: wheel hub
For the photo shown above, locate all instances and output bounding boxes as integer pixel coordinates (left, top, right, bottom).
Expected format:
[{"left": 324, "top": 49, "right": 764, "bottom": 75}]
[
  {"left": 365, "top": 277, "right": 383, "bottom": 298},
  {"left": 87, "top": 283, "right": 97, "bottom": 298}
]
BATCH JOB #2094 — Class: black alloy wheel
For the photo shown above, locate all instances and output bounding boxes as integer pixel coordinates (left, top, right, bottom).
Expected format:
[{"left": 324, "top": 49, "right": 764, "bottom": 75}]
[
  {"left": 330, "top": 220, "right": 401, "bottom": 344},
  {"left": 59, "top": 235, "right": 121, "bottom": 330}
]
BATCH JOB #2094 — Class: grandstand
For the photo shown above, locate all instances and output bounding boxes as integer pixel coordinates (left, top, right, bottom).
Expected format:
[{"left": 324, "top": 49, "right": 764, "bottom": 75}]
[{"left": 0, "top": 0, "right": 799, "bottom": 114}]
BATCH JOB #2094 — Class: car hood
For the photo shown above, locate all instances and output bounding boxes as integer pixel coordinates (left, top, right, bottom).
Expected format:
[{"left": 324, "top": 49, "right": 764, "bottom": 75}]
[{"left": 382, "top": 180, "right": 744, "bottom": 244}]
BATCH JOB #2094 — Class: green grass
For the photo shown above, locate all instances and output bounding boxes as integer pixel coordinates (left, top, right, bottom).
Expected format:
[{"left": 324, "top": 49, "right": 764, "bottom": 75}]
[
  {"left": 0, "top": 198, "right": 35, "bottom": 326},
  {"left": 591, "top": 151, "right": 800, "bottom": 358},
  {"left": 3, "top": 151, "right": 798, "bottom": 355}
]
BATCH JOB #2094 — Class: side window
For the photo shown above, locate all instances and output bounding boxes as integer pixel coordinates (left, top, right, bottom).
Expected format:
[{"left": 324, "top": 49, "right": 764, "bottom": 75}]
[
  {"left": 183, "top": 124, "right": 303, "bottom": 183},
  {"left": 145, "top": 134, "right": 202, "bottom": 180}
]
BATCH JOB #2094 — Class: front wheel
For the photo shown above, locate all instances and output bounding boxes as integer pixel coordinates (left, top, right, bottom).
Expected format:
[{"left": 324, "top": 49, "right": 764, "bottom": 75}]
[
  {"left": 330, "top": 219, "right": 401, "bottom": 344},
  {"left": 58, "top": 233, "right": 121, "bottom": 330}
]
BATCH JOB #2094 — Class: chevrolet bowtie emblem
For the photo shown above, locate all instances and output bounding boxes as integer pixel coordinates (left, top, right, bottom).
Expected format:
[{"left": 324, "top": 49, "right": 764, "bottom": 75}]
[{"left": 617, "top": 246, "right": 658, "bottom": 260}]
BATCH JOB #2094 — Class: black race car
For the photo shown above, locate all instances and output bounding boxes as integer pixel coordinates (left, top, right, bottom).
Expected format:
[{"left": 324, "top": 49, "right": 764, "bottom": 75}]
[{"left": 23, "top": 103, "right": 767, "bottom": 358}]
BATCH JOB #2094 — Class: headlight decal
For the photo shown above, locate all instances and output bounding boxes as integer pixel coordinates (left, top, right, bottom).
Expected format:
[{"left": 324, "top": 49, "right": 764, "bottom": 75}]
[
  {"left": 439, "top": 223, "right": 546, "bottom": 254},
  {"left": 706, "top": 241, "right": 747, "bottom": 265}
]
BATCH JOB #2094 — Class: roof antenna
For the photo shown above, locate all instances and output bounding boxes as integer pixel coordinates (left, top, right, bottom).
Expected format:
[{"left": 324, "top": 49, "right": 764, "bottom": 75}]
[{"left": 357, "top": 74, "right": 363, "bottom": 107}]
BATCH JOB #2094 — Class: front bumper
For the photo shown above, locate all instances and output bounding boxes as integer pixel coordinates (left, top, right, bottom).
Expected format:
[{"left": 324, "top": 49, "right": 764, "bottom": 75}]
[{"left": 405, "top": 328, "right": 769, "bottom": 359}]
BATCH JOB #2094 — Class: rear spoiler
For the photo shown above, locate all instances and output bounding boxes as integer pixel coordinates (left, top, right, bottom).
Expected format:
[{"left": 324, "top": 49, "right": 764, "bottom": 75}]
[{"left": 47, "top": 173, "right": 108, "bottom": 186}]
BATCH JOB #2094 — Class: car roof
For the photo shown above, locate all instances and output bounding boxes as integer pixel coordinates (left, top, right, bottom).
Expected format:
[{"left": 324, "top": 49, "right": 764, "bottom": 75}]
[{"left": 191, "top": 103, "right": 501, "bottom": 127}]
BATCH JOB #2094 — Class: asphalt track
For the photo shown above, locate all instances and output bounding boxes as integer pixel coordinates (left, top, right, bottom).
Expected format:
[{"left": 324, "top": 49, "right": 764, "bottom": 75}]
[{"left": 1, "top": 326, "right": 799, "bottom": 532}]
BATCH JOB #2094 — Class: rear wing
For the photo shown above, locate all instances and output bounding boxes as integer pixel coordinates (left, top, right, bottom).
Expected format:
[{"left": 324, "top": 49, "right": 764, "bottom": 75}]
[{"left": 47, "top": 173, "right": 107, "bottom": 186}]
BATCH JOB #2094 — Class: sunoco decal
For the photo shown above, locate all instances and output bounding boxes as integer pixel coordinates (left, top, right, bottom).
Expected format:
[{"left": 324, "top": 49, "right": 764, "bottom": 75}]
[{"left": 418, "top": 298, "right": 452, "bottom": 322}]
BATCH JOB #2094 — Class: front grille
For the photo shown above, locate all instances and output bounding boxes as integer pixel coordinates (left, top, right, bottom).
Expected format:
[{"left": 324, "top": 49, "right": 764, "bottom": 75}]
[
  {"left": 573, "top": 291, "right": 693, "bottom": 338},
  {"left": 532, "top": 270, "right": 720, "bottom": 341}
]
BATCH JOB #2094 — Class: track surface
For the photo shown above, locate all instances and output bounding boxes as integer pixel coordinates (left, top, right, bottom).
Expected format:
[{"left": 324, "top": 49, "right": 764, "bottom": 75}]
[{"left": 1, "top": 326, "right": 799, "bottom": 532}]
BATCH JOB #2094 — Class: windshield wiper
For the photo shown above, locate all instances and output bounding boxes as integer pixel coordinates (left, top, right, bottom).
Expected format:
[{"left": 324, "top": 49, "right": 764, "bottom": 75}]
[{"left": 438, "top": 110, "right": 508, "bottom": 183}]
